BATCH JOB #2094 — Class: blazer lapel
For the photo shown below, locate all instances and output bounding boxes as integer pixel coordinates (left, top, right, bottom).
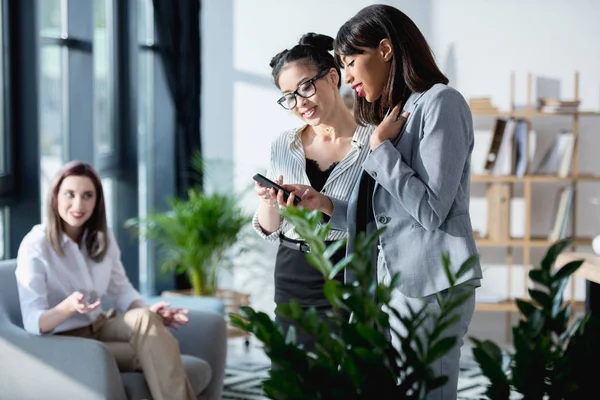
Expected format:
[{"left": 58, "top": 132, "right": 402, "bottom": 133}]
[{"left": 372, "top": 91, "right": 427, "bottom": 195}]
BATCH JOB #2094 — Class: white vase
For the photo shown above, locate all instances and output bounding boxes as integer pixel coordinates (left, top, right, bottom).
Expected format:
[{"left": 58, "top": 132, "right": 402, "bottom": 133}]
[{"left": 593, "top": 235, "right": 600, "bottom": 255}]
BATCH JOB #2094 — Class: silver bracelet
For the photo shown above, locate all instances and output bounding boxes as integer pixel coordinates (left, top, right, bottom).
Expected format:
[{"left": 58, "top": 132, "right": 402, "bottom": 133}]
[{"left": 263, "top": 199, "right": 278, "bottom": 208}]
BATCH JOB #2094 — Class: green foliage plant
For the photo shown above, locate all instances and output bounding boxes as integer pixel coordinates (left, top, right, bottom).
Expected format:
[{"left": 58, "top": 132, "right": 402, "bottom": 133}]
[
  {"left": 126, "top": 151, "right": 251, "bottom": 296},
  {"left": 231, "top": 206, "right": 479, "bottom": 399},
  {"left": 471, "top": 238, "right": 600, "bottom": 399}
]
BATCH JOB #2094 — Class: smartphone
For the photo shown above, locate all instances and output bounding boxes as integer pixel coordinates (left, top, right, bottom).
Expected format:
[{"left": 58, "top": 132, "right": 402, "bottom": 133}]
[
  {"left": 79, "top": 289, "right": 99, "bottom": 306},
  {"left": 253, "top": 173, "right": 301, "bottom": 205}
]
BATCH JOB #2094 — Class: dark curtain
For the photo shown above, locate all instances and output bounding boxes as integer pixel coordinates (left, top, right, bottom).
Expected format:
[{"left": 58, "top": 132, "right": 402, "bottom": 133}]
[
  {"left": 152, "top": 0, "right": 202, "bottom": 197},
  {"left": 152, "top": 0, "right": 201, "bottom": 290}
]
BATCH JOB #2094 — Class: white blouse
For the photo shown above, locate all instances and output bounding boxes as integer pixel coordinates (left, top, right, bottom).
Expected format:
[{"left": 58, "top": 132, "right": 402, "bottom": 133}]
[
  {"left": 15, "top": 224, "right": 143, "bottom": 335},
  {"left": 252, "top": 123, "right": 374, "bottom": 242}
]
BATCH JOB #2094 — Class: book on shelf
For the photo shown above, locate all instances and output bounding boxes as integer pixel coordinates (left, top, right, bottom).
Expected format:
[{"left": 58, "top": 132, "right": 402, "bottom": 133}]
[
  {"left": 483, "top": 118, "right": 507, "bottom": 173},
  {"left": 480, "top": 118, "right": 534, "bottom": 177},
  {"left": 538, "top": 97, "right": 580, "bottom": 113},
  {"left": 513, "top": 119, "right": 530, "bottom": 177},
  {"left": 548, "top": 185, "right": 573, "bottom": 242},
  {"left": 469, "top": 97, "right": 499, "bottom": 114},
  {"left": 531, "top": 130, "right": 574, "bottom": 177},
  {"left": 492, "top": 119, "right": 517, "bottom": 176}
]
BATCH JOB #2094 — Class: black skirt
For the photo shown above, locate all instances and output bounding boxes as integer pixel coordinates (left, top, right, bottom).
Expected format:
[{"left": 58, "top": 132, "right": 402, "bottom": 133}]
[{"left": 274, "top": 236, "right": 346, "bottom": 308}]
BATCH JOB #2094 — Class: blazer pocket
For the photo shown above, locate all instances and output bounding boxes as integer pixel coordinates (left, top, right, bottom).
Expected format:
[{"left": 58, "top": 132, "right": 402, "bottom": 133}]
[{"left": 410, "top": 210, "right": 468, "bottom": 230}]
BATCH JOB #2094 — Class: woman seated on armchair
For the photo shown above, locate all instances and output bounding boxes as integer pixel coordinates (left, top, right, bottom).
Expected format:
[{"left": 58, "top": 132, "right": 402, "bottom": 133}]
[{"left": 15, "top": 160, "right": 196, "bottom": 400}]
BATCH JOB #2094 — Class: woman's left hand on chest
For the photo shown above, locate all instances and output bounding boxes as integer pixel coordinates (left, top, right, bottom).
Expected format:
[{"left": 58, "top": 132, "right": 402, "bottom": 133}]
[{"left": 370, "top": 103, "right": 409, "bottom": 151}]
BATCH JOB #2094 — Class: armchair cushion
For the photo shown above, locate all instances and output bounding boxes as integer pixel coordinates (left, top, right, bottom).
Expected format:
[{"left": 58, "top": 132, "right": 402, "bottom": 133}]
[
  {"left": 0, "top": 324, "right": 127, "bottom": 400},
  {"left": 121, "top": 355, "right": 211, "bottom": 399}
]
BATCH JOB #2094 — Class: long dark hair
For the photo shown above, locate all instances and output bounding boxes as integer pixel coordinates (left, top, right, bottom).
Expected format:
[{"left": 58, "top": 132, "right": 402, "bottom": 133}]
[
  {"left": 270, "top": 32, "right": 341, "bottom": 89},
  {"left": 46, "top": 160, "right": 108, "bottom": 262},
  {"left": 334, "top": 5, "right": 448, "bottom": 125}
]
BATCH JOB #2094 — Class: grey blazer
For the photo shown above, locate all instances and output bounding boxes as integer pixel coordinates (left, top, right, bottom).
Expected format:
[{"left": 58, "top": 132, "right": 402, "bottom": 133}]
[{"left": 329, "top": 83, "right": 482, "bottom": 298}]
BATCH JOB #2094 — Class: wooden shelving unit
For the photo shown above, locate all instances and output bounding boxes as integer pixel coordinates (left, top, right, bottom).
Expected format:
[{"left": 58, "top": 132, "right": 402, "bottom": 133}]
[{"left": 471, "top": 72, "right": 599, "bottom": 328}]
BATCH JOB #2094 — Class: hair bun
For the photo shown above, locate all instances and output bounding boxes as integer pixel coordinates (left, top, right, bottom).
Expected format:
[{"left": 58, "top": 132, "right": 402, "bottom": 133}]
[
  {"left": 269, "top": 49, "right": 289, "bottom": 68},
  {"left": 298, "top": 33, "right": 334, "bottom": 53}
]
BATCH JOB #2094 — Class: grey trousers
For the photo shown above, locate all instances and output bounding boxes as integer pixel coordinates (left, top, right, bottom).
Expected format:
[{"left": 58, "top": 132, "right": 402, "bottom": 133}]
[{"left": 378, "top": 255, "right": 477, "bottom": 400}]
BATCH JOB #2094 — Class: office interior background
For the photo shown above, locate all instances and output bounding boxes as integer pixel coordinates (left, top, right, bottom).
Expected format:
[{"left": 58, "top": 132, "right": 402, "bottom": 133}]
[{"left": 0, "top": 0, "right": 599, "bottom": 343}]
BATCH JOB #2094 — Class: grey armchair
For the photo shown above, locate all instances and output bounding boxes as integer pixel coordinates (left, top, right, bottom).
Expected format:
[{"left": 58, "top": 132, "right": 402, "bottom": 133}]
[{"left": 0, "top": 259, "right": 227, "bottom": 400}]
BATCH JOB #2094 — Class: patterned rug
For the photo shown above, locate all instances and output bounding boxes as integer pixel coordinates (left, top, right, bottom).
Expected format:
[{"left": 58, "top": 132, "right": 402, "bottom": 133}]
[{"left": 222, "top": 355, "right": 493, "bottom": 399}]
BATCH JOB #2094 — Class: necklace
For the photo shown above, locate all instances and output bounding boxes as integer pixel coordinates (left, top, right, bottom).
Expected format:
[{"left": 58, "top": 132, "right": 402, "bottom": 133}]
[{"left": 320, "top": 126, "right": 335, "bottom": 136}]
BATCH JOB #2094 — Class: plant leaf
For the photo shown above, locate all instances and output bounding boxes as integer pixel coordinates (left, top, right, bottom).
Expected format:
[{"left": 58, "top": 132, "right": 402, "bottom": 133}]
[
  {"left": 455, "top": 254, "right": 480, "bottom": 280},
  {"left": 529, "top": 268, "right": 550, "bottom": 286},
  {"left": 528, "top": 289, "right": 551, "bottom": 309},
  {"left": 426, "top": 337, "right": 457, "bottom": 364},
  {"left": 540, "top": 237, "right": 573, "bottom": 271},
  {"left": 552, "top": 259, "right": 583, "bottom": 284}
]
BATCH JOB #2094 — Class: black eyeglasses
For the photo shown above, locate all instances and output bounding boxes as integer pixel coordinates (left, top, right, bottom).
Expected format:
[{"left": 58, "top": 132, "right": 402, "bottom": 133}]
[{"left": 277, "top": 69, "right": 330, "bottom": 110}]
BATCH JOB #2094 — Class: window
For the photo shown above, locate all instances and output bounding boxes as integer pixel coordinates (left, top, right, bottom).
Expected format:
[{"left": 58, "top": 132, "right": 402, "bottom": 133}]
[
  {"left": 38, "top": 0, "right": 118, "bottom": 221},
  {"left": 136, "top": 0, "right": 177, "bottom": 294},
  {"left": 39, "top": 0, "right": 65, "bottom": 219},
  {"left": 0, "top": 207, "right": 7, "bottom": 259},
  {"left": 0, "top": 4, "right": 7, "bottom": 258},
  {"left": 39, "top": 0, "right": 62, "bottom": 37},
  {"left": 0, "top": 8, "right": 5, "bottom": 175},
  {"left": 94, "top": 0, "right": 117, "bottom": 231},
  {"left": 94, "top": 0, "right": 114, "bottom": 155},
  {"left": 137, "top": 0, "right": 156, "bottom": 295},
  {"left": 4, "top": 1, "right": 133, "bottom": 260},
  {"left": 0, "top": 0, "right": 13, "bottom": 196},
  {"left": 101, "top": 177, "right": 115, "bottom": 229}
]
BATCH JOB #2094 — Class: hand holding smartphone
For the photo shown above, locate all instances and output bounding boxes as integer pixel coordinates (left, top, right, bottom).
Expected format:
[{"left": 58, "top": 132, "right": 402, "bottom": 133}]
[
  {"left": 253, "top": 173, "right": 301, "bottom": 205},
  {"left": 79, "top": 289, "right": 99, "bottom": 306}
]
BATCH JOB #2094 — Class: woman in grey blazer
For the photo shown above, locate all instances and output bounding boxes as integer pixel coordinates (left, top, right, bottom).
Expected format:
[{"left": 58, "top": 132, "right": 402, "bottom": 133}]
[{"left": 280, "top": 5, "right": 483, "bottom": 399}]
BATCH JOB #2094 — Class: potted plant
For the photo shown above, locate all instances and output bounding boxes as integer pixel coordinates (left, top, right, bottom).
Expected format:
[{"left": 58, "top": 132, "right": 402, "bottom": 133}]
[
  {"left": 231, "top": 206, "right": 479, "bottom": 399},
  {"left": 126, "top": 152, "right": 251, "bottom": 297},
  {"left": 470, "top": 238, "right": 600, "bottom": 399}
]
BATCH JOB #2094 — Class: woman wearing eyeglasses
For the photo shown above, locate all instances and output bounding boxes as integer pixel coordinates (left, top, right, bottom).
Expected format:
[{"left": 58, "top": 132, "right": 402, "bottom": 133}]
[
  {"left": 280, "top": 5, "right": 483, "bottom": 398},
  {"left": 252, "top": 32, "right": 372, "bottom": 353}
]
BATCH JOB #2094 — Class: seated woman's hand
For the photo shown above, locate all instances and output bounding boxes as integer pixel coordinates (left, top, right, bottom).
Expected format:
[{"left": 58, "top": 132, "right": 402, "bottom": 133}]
[
  {"left": 255, "top": 175, "right": 283, "bottom": 207},
  {"left": 149, "top": 301, "right": 190, "bottom": 330},
  {"left": 64, "top": 291, "right": 102, "bottom": 314}
]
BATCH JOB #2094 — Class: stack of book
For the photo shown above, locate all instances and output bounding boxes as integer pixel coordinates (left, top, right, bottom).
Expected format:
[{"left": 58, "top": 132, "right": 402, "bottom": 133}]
[
  {"left": 469, "top": 97, "right": 499, "bottom": 114},
  {"left": 538, "top": 98, "right": 580, "bottom": 113}
]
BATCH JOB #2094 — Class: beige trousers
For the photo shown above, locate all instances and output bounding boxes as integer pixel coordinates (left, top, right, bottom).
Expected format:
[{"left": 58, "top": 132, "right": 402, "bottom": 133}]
[{"left": 57, "top": 308, "right": 196, "bottom": 400}]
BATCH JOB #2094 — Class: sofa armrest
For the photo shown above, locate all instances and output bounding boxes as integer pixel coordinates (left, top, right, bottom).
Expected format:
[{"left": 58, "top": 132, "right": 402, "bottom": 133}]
[
  {"left": 171, "top": 309, "right": 227, "bottom": 400},
  {"left": 0, "top": 324, "right": 127, "bottom": 400}
]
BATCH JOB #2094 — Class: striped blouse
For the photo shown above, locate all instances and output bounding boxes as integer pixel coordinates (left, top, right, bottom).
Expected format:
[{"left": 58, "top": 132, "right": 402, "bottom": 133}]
[{"left": 252, "top": 123, "right": 374, "bottom": 242}]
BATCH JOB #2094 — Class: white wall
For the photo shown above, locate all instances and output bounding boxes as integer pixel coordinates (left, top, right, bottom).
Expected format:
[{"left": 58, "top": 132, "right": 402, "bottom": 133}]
[{"left": 202, "top": 0, "right": 600, "bottom": 313}]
